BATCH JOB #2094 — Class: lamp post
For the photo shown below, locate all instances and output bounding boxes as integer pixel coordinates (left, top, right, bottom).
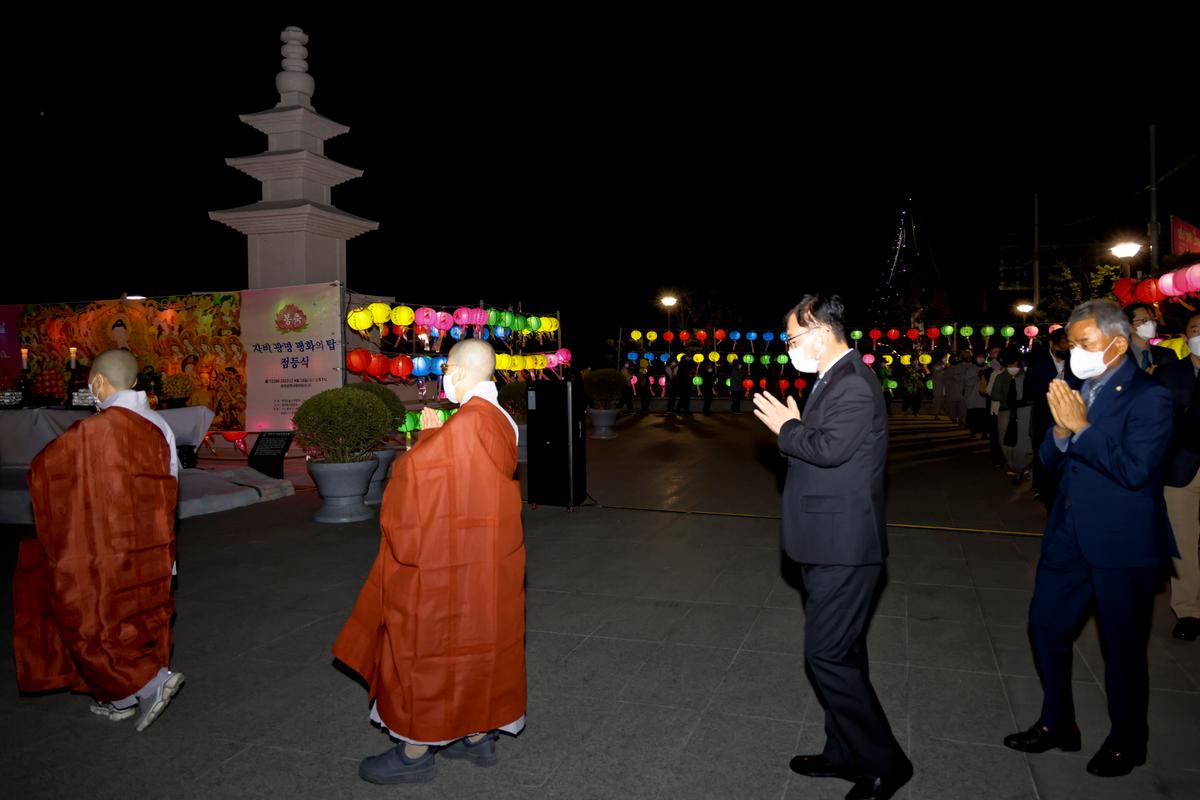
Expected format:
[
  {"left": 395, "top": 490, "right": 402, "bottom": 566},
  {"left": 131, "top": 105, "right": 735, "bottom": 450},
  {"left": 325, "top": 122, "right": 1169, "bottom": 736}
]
[
  {"left": 660, "top": 295, "right": 677, "bottom": 337},
  {"left": 1015, "top": 302, "right": 1034, "bottom": 325},
  {"left": 1111, "top": 242, "right": 1142, "bottom": 279}
]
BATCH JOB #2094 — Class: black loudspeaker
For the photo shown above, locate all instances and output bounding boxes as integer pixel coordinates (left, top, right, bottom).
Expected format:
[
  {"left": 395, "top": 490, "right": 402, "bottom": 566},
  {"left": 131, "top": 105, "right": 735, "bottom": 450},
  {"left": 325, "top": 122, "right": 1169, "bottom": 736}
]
[{"left": 526, "top": 381, "right": 586, "bottom": 507}]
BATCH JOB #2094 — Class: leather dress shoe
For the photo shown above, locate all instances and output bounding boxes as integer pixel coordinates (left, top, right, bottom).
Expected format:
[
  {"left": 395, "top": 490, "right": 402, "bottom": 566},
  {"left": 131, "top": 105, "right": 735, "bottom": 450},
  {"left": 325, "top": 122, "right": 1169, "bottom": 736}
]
[
  {"left": 845, "top": 760, "right": 913, "bottom": 800},
  {"left": 1003, "top": 722, "right": 1081, "bottom": 753},
  {"left": 788, "top": 753, "right": 857, "bottom": 780},
  {"left": 1172, "top": 617, "right": 1199, "bottom": 641},
  {"left": 1086, "top": 744, "right": 1146, "bottom": 777}
]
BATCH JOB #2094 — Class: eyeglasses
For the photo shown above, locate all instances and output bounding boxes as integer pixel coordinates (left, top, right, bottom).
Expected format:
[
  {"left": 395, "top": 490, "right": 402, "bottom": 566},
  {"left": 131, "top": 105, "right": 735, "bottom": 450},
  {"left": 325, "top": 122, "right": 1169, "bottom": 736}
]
[{"left": 783, "top": 329, "right": 813, "bottom": 348}]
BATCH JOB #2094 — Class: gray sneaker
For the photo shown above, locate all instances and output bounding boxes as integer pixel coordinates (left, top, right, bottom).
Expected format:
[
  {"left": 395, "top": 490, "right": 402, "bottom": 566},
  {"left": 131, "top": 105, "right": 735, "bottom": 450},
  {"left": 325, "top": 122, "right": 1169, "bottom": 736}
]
[
  {"left": 134, "top": 670, "right": 185, "bottom": 732},
  {"left": 440, "top": 732, "right": 499, "bottom": 767},
  {"left": 358, "top": 744, "right": 437, "bottom": 784},
  {"left": 89, "top": 701, "right": 136, "bottom": 722}
]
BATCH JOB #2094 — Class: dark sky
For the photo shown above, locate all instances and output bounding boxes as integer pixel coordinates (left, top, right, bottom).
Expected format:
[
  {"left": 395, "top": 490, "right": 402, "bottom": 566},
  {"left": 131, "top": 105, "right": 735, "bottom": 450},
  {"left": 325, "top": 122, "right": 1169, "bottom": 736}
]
[{"left": 14, "top": 16, "right": 1199, "bottom": 363}]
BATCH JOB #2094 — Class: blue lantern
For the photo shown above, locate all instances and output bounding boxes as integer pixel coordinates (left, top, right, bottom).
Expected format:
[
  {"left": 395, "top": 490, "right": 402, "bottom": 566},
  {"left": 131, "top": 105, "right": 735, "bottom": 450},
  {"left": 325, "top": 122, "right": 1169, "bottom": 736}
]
[
  {"left": 730, "top": 331, "right": 742, "bottom": 341},
  {"left": 659, "top": 353, "right": 670, "bottom": 362},
  {"left": 412, "top": 356, "right": 431, "bottom": 377},
  {"left": 763, "top": 331, "right": 776, "bottom": 342},
  {"left": 747, "top": 331, "right": 759, "bottom": 341},
  {"left": 433, "top": 356, "right": 448, "bottom": 375},
  {"left": 450, "top": 325, "right": 464, "bottom": 340},
  {"left": 627, "top": 351, "right": 638, "bottom": 361}
]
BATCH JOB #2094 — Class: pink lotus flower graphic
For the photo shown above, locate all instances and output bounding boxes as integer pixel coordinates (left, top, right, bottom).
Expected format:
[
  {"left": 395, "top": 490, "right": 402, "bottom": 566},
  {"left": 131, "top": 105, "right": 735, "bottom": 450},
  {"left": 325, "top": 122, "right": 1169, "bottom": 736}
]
[{"left": 274, "top": 304, "right": 309, "bottom": 333}]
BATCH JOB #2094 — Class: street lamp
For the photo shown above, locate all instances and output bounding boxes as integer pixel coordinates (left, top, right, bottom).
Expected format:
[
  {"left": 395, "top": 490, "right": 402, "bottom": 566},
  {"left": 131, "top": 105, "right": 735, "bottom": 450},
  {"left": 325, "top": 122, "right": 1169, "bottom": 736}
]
[
  {"left": 1111, "top": 242, "right": 1142, "bottom": 278},
  {"left": 1015, "top": 302, "right": 1034, "bottom": 326},
  {"left": 660, "top": 295, "right": 678, "bottom": 335}
]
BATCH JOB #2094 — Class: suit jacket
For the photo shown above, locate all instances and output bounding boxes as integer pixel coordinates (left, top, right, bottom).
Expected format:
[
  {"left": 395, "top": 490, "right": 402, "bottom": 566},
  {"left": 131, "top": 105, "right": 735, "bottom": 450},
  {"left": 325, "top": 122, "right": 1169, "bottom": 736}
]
[
  {"left": 1039, "top": 357, "right": 1177, "bottom": 567},
  {"left": 779, "top": 352, "right": 887, "bottom": 565},
  {"left": 1156, "top": 356, "right": 1200, "bottom": 487}
]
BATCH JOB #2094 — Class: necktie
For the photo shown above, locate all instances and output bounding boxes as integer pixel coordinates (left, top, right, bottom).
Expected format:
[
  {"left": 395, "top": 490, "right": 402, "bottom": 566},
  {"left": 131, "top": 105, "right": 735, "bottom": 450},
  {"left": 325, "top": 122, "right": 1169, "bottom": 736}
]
[{"left": 1141, "top": 349, "right": 1151, "bottom": 370}]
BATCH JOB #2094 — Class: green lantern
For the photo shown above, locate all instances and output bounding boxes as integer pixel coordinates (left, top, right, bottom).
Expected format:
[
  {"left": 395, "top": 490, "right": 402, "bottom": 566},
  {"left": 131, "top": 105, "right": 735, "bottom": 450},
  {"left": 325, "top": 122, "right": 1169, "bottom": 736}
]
[
  {"left": 514, "top": 314, "right": 527, "bottom": 331},
  {"left": 776, "top": 354, "right": 789, "bottom": 365},
  {"left": 1000, "top": 326, "right": 1015, "bottom": 338},
  {"left": 400, "top": 411, "right": 420, "bottom": 433},
  {"left": 528, "top": 315, "right": 542, "bottom": 331},
  {"left": 692, "top": 376, "right": 703, "bottom": 386},
  {"left": 500, "top": 310, "right": 515, "bottom": 328},
  {"left": 981, "top": 325, "right": 995, "bottom": 337},
  {"left": 724, "top": 378, "right": 731, "bottom": 387},
  {"left": 886, "top": 380, "right": 899, "bottom": 390},
  {"left": 941, "top": 325, "right": 955, "bottom": 336},
  {"left": 926, "top": 379, "right": 934, "bottom": 390},
  {"left": 959, "top": 325, "right": 974, "bottom": 337},
  {"left": 743, "top": 354, "right": 755, "bottom": 364},
  {"left": 850, "top": 330, "right": 864, "bottom": 341},
  {"left": 760, "top": 355, "right": 771, "bottom": 365},
  {"left": 437, "top": 409, "right": 452, "bottom": 423},
  {"left": 487, "top": 308, "right": 500, "bottom": 326}
]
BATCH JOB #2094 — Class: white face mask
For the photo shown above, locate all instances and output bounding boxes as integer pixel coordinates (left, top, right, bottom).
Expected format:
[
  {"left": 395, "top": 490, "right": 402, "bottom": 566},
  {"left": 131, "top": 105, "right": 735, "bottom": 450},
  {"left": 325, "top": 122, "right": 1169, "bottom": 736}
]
[
  {"left": 1070, "top": 337, "right": 1118, "bottom": 380},
  {"left": 1134, "top": 321, "right": 1157, "bottom": 340},
  {"left": 1189, "top": 335, "right": 1200, "bottom": 357},
  {"left": 442, "top": 369, "right": 462, "bottom": 404},
  {"left": 788, "top": 330, "right": 824, "bottom": 374},
  {"left": 1006, "top": 366, "right": 1020, "bottom": 375}
]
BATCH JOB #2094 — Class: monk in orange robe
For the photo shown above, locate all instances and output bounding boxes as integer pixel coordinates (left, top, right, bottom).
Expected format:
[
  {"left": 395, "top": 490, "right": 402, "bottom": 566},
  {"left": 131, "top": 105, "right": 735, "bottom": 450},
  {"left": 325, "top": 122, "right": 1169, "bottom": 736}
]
[
  {"left": 12, "top": 350, "right": 185, "bottom": 731},
  {"left": 334, "top": 339, "right": 525, "bottom": 785}
]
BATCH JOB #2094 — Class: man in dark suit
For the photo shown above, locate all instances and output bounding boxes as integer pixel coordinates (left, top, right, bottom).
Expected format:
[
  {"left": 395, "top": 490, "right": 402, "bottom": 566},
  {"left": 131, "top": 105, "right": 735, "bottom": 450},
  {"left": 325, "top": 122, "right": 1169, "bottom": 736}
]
[
  {"left": 1004, "top": 299, "right": 1176, "bottom": 778},
  {"left": 753, "top": 295, "right": 911, "bottom": 800},
  {"left": 1157, "top": 312, "right": 1200, "bottom": 640},
  {"left": 1126, "top": 303, "right": 1179, "bottom": 373},
  {"left": 1025, "top": 329, "right": 1077, "bottom": 507}
]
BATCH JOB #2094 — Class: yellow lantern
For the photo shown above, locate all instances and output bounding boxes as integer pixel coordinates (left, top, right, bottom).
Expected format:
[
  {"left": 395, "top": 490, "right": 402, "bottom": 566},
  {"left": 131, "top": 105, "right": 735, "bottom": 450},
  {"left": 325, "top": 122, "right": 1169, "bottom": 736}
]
[
  {"left": 496, "top": 353, "right": 511, "bottom": 370},
  {"left": 368, "top": 302, "right": 392, "bottom": 324},
  {"left": 708, "top": 351, "right": 720, "bottom": 362},
  {"left": 391, "top": 305, "right": 415, "bottom": 326},
  {"left": 511, "top": 355, "right": 526, "bottom": 370},
  {"left": 541, "top": 317, "right": 557, "bottom": 332},
  {"left": 693, "top": 353, "right": 704, "bottom": 364},
  {"left": 346, "top": 307, "right": 373, "bottom": 331},
  {"left": 534, "top": 355, "right": 548, "bottom": 369},
  {"left": 900, "top": 355, "right": 912, "bottom": 366},
  {"left": 631, "top": 330, "right": 643, "bottom": 341},
  {"left": 646, "top": 331, "right": 658, "bottom": 342},
  {"left": 727, "top": 353, "right": 738, "bottom": 363},
  {"left": 677, "top": 353, "right": 687, "bottom": 362},
  {"left": 918, "top": 354, "right": 932, "bottom": 365},
  {"left": 883, "top": 355, "right": 894, "bottom": 365}
]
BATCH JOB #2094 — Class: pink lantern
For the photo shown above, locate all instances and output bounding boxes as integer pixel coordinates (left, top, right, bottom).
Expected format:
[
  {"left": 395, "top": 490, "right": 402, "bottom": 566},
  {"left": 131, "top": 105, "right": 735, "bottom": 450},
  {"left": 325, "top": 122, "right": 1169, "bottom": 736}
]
[
  {"left": 862, "top": 353, "right": 876, "bottom": 366},
  {"left": 1048, "top": 324, "right": 1063, "bottom": 333},
  {"left": 435, "top": 311, "right": 455, "bottom": 331},
  {"left": 454, "top": 307, "right": 472, "bottom": 326},
  {"left": 556, "top": 348, "right": 572, "bottom": 363},
  {"left": 471, "top": 307, "right": 488, "bottom": 325},
  {"left": 1178, "top": 265, "right": 1200, "bottom": 294},
  {"left": 546, "top": 353, "right": 561, "bottom": 368},
  {"left": 1024, "top": 325, "right": 1039, "bottom": 338},
  {"left": 1157, "top": 272, "right": 1181, "bottom": 297},
  {"left": 629, "top": 375, "right": 637, "bottom": 386},
  {"left": 415, "top": 307, "right": 436, "bottom": 326}
]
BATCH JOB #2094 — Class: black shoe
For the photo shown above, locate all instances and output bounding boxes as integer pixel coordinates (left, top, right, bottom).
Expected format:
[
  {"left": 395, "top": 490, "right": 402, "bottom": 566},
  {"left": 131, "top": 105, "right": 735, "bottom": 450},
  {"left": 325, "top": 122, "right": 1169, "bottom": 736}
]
[
  {"left": 1003, "top": 722, "right": 1081, "bottom": 753},
  {"left": 845, "top": 761, "right": 913, "bottom": 800},
  {"left": 788, "top": 753, "right": 857, "bottom": 780},
  {"left": 358, "top": 743, "right": 436, "bottom": 784},
  {"left": 1086, "top": 744, "right": 1146, "bottom": 777},
  {"left": 1172, "top": 617, "right": 1200, "bottom": 641}
]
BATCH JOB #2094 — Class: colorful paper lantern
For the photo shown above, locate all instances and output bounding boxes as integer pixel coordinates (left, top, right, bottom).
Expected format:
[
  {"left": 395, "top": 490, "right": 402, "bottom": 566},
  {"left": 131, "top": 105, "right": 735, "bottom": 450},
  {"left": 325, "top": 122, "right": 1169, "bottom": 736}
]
[
  {"left": 742, "top": 378, "right": 754, "bottom": 391},
  {"left": 631, "top": 330, "right": 643, "bottom": 341},
  {"left": 660, "top": 354, "right": 670, "bottom": 362},
  {"left": 776, "top": 354, "right": 789, "bottom": 364},
  {"left": 981, "top": 326, "right": 995, "bottom": 337},
  {"left": 886, "top": 379, "right": 898, "bottom": 390},
  {"left": 450, "top": 325, "right": 464, "bottom": 340},
  {"left": 391, "top": 306, "right": 415, "bottom": 326},
  {"left": 415, "top": 307, "right": 436, "bottom": 326},
  {"left": 886, "top": 329, "right": 900, "bottom": 341},
  {"left": 906, "top": 329, "right": 920, "bottom": 341},
  {"left": 869, "top": 329, "right": 883, "bottom": 341},
  {"left": 1000, "top": 326, "right": 1015, "bottom": 338},
  {"left": 730, "top": 331, "right": 742, "bottom": 341},
  {"left": 926, "top": 327, "right": 941, "bottom": 340},
  {"left": 794, "top": 378, "right": 807, "bottom": 390},
  {"left": 850, "top": 330, "right": 864, "bottom": 340},
  {"left": 412, "top": 356, "right": 431, "bottom": 377},
  {"left": 743, "top": 354, "right": 755, "bottom": 364},
  {"left": 959, "top": 325, "right": 975, "bottom": 337},
  {"left": 647, "top": 331, "right": 658, "bottom": 342},
  {"left": 918, "top": 354, "right": 932, "bottom": 365},
  {"left": 862, "top": 353, "right": 875, "bottom": 366},
  {"left": 346, "top": 348, "right": 371, "bottom": 373},
  {"left": 941, "top": 325, "right": 955, "bottom": 336},
  {"left": 528, "top": 316, "right": 542, "bottom": 331},
  {"left": 883, "top": 355, "right": 894, "bottom": 365},
  {"left": 1024, "top": 325, "right": 1039, "bottom": 338},
  {"left": 496, "top": 354, "right": 512, "bottom": 370},
  {"left": 1135, "top": 279, "right": 1162, "bottom": 304},
  {"left": 900, "top": 355, "right": 912, "bottom": 365},
  {"left": 471, "top": 308, "right": 489, "bottom": 326},
  {"left": 696, "top": 330, "right": 709, "bottom": 342},
  {"left": 346, "top": 307, "right": 374, "bottom": 331},
  {"left": 367, "top": 353, "right": 390, "bottom": 378},
  {"left": 758, "top": 379, "right": 768, "bottom": 389},
  {"left": 390, "top": 355, "right": 413, "bottom": 378},
  {"left": 747, "top": 331, "right": 759, "bottom": 341},
  {"left": 926, "top": 379, "right": 935, "bottom": 390},
  {"left": 726, "top": 353, "right": 738, "bottom": 363},
  {"left": 715, "top": 329, "right": 727, "bottom": 341},
  {"left": 556, "top": 348, "right": 572, "bottom": 363},
  {"left": 663, "top": 331, "right": 675, "bottom": 342},
  {"left": 762, "top": 331, "right": 775, "bottom": 342},
  {"left": 1158, "top": 272, "right": 1182, "bottom": 297},
  {"left": 512, "top": 315, "right": 527, "bottom": 331},
  {"left": 692, "top": 376, "right": 703, "bottom": 386},
  {"left": 368, "top": 303, "right": 392, "bottom": 325},
  {"left": 453, "top": 307, "right": 472, "bottom": 326},
  {"left": 1113, "top": 277, "right": 1138, "bottom": 305},
  {"left": 511, "top": 355, "right": 526, "bottom": 371},
  {"left": 708, "top": 351, "right": 720, "bottom": 362},
  {"left": 677, "top": 353, "right": 687, "bottom": 362},
  {"left": 487, "top": 308, "right": 501, "bottom": 326},
  {"left": 1048, "top": 324, "right": 1063, "bottom": 333},
  {"left": 432, "top": 356, "right": 448, "bottom": 375},
  {"left": 679, "top": 331, "right": 691, "bottom": 343},
  {"left": 778, "top": 379, "right": 790, "bottom": 393},
  {"left": 500, "top": 310, "right": 515, "bottom": 328},
  {"left": 693, "top": 353, "right": 704, "bottom": 364},
  {"left": 627, "top": 351, "right": 638, "bottom": 361},
  {"left": 760, "top": 355, "right": 771, "bottom": 365}
]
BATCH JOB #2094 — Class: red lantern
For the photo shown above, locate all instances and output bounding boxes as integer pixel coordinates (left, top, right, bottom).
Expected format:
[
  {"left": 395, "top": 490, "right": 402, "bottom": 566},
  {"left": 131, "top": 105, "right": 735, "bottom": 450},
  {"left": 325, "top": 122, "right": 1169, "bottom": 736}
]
[
  {"left": 1113, "top": 277, "right": 1137, "bottom": 306},
  {"left": 868, "top": 329, "right": 883, "bottom": 341},
  {"left": 696, "top": 330, "right": 708, "bottom": 342},
  {"left": 663, "top": 331, "right": 675, "bottom": 342},
  {"left": 794, "top": 378, "right": 807, "bottom": 390},
  {"left": 391, "top": 324, "right": 408, "bottom": 336},
  {"left": 906, "top": 329, "right": 920, "bottom": 341},
  {"left": 346, "top": 348, "right": 371, "bottom": 373},
  {"left": 715, "top": 329, "right": 727, "bottom": 341},
  {"left": 367, "top": 354, "right": 390, "bottom": 378},
  {"left": 220, "top": 431, "right": 248, "bottom": 442},
  {"left": 758, "top": 378, "right": 768, "bottom": 390},
  {"left": 778, "top": 379, "right": 790, "bottom": 393},
  {"left": 1135, "top": 279, "right": 1162, "bottom": 304},
  {"left": 679, "top": 331, "right": 691, "bottom": 343},
  {"left": 926, "top": 327, "right": 941, "bottom": 339},
  {"left": 886, "top": 329, "right": 900, "bottom": 341},
  {"left": 741, "top": 378, "right": 754, "bottom": 391},
  {"left": 390, "top": 355, "right": 414, "bottom": 378}
]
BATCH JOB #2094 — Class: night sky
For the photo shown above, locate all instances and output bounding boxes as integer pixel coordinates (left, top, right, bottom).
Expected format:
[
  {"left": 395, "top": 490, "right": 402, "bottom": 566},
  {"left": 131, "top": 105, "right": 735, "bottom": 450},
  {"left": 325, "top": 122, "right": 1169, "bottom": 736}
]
[{"left": 15, "top": 16, "right": 1199, "bottom": 366}]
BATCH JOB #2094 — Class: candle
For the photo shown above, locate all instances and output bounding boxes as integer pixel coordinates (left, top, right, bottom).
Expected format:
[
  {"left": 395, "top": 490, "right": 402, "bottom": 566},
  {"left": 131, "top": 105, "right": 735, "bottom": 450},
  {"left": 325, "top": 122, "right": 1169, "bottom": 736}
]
[
  {"left": 69, "top": 347, "right": 77, "bottom": 369},
  {"left": 20, "top": 348, "right": 28, "bottom": 370}
]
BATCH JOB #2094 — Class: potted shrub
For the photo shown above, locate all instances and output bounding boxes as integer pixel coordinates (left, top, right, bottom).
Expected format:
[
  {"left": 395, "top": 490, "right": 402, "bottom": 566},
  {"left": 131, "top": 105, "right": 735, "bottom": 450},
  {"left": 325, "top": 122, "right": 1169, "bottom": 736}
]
[
  {"left": 498, "top": 380, "right": 528, "bottom": 462},
  {"left": 582, "top": 368, "right": 626, "bottom": 439},
  {"left": 292, "top": 387, "right": 392, "bottom": 523},
  {"left": 346, "top": 381, "right": 407, "bottom": 505}
]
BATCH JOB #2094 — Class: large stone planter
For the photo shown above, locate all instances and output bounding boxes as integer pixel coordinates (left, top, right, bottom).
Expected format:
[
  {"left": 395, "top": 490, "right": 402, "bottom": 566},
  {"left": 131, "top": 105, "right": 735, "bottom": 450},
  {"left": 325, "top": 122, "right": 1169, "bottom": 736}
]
[
  {"left": 308, "top": 459, "right": 378, "bottom": 523},
  {"left": 587, "top": 408, "right": 619, "bottom": 439},
  {"left": 364, "top": 447, "right": 399, "bottom": 506}
]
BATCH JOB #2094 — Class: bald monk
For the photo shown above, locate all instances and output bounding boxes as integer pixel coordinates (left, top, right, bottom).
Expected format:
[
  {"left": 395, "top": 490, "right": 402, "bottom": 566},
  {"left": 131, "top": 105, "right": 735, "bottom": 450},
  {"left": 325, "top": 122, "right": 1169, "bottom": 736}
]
[
  {"left": 13, "top": 350, "right": 184, "bottom": 731},
  {"left": 334, "top": 339, "right": 525, "bottom": 784}
]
